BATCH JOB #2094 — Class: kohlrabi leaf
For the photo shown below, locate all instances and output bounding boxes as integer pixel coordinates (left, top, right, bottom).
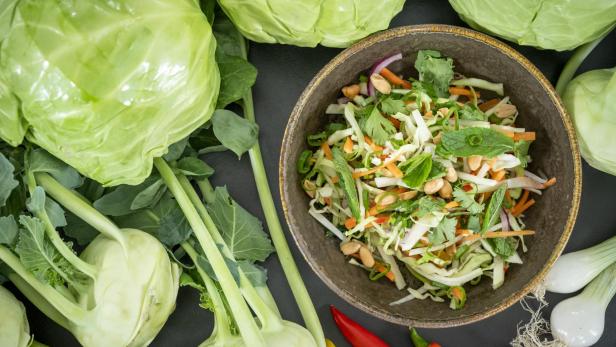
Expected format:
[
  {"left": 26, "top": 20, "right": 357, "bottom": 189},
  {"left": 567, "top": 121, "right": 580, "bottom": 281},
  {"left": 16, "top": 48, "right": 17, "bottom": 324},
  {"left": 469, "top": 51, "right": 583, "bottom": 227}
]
[
  {"left": 176, "top": 158, "right": 215, "bottom": 178},
  {"left": 130, "top": 179, "right": 166, "bottom": 211},
  {"left": 1, "top": 0, "right": 220, "bottom": 186},
  {"left": 196, "top": 251, "right": 240, "bottom": 284},
  {"left": 238, "top": 261, "right": 268, "bottom": 287},
  {"left": 217, "top": 0, "right": 406, "bottom": 48},
  {"left": 93, "top": 176, "right": 163, "bottom": 216},
  {"left": 212, "top": 10, "right": 246, "bottom": 58},
  {"left": 211, "top": 110, "right": 259, "bottom": 158},
  {"left": 28, "top": 149, "right": 83, "bottom": 189},
  {"left": 15, "top": 216, "right": 74, "bottom": 286},
  {"left": 0, "top": 152, "right": 18, "bottom": 208},
  {"left": 216, "top": 54, "right": 257, "bottom": 108},
  {"left": 164, "top": 138, "right": 190, "bottom": 162},
  {"left": 25, "top": 186, "right": 67, "bottom": 228},
  {"left": 206, "top": 187, "right": 274, "bottom": 262},
  {"left": 0, "top": 215, "right": 18, "bottom": 246},
  {"left": 63, "top": 212, "right": 98, "bottom": 246}
]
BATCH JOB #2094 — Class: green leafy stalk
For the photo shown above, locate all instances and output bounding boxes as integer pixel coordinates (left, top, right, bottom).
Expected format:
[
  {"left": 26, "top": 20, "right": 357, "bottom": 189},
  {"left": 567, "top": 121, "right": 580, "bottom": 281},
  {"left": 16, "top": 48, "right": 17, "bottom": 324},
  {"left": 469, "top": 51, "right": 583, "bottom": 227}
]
[
  {"left": 0, "top": 245, "right": 86, "bottom": 323},
  {"left": 179, "top": 175, "right": 280, "bottom": 317},
  {"left": 154, "top": 158, "right": 265, "bottom": 347},
  {"left": 35, "top": 173, "right": 126, "bottom": 247},
  {"left": 242, "top": 91, "right": 325, "bottom": 346},
  {"left": 555, "top": 31, "right": 612, "bottom": 95}
]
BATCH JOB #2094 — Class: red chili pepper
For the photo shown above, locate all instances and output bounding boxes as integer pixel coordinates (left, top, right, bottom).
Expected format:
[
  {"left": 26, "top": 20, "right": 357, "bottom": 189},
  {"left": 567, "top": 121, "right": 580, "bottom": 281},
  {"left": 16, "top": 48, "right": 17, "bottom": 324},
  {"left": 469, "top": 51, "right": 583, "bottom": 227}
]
[
  {"left": 330, "top": 305, "right": 389, "bottom": 347},
  {"left": 428, "top": 343, "right": 442, "bottom": 347}
]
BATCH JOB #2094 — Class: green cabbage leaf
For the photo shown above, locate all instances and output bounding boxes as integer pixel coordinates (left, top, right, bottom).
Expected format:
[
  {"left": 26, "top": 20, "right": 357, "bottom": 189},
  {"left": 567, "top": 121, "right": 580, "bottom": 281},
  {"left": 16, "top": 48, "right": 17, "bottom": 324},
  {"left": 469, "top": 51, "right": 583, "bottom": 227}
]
[
  {"left": 449, "top": 0, "right": 616, "bottom": 51},
  {"left": 0, "top": 0, "right": 220, "bottom": 186},
  {"left": 217, "top": 0, "right": 406, "bottom": 48},
  {"left": 563, "top": 67, "right": 616, "bottom": 175}
]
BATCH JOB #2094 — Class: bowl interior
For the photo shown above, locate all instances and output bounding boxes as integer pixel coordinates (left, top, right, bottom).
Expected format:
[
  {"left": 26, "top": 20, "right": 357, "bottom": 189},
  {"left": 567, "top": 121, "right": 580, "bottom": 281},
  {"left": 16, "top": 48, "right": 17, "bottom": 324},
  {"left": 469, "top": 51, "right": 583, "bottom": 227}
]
[{"left": 280, "top": 25, "right": 580, "bottom": 327}]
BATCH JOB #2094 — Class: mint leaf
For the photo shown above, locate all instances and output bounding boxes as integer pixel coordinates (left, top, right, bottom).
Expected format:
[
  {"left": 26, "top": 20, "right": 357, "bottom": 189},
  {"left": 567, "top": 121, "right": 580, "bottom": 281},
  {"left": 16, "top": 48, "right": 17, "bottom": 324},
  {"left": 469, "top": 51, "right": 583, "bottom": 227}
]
[
  {"left": 364, "top": 106, "right": 396, "bottom": 145},
  {"left": 489, "top": 237, "right": 517, "bottom": 258},
  {"left": 481, "top": 185, "right": 507, "bottom": 234},
  {"left": 453, "top": 188, "right": 484, "bottom": 215},
  {"left": 0, "top": 152, "right": 18, "bottom": 208},
  {"left": 414, "top": 50, "right": 454, "bottom": 98},
  {"left": 437, "top": 127, "right": 514, "bottom": 158},
  {"left": 332, "top": 148, "right": 360, "bottom": 220},
  {"left": 206, "top": 187, "right": 274, "bottom": 262},
  {"left": 402, "top": 153, "right": 432, "bottom": 188}
]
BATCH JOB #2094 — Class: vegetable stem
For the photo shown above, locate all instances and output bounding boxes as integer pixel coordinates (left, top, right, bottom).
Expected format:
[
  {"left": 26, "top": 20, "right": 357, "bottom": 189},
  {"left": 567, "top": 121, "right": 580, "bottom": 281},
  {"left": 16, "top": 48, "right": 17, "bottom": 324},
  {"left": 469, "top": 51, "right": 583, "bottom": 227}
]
[
  {"left": 555, "top": 30, "right": 612, "bottom": 95},
  {"left": 242, "top": 91, "right": 326, "bottom": 346},
  {"left": 181, "top": 242, "right": 233, "bottom": 340},
  {"left": 35, "top": 173, "right": 126, "bottom": 247},
  {"left": 581, "top": 262, "right": 616, "bottom": 307},
  {"left": 0, "top": 245, "right": 86, "bottom": 323},
  {"left": 8, "top": 274, "right": 70, "bottom": 330},
  {"left": 154, "top": 158, "right": 265, "bottom": 346}
]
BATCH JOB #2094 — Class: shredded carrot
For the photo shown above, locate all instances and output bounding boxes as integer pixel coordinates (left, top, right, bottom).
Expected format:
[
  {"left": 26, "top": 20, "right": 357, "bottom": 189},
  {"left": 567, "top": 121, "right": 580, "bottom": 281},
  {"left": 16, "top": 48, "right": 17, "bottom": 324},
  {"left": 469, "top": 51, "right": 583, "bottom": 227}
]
[
  {"left": 364, "top": 135, "right": 384, "bottom": 151},
  {"left": 344, "top": 217, "right": 357, "bottom": 229},
  {"left": 352, "top": 151, "right": 404, "bottom": 179},
  {"left": 513, "top": 132, "right": 536, "bottom": 141},
  {"left": 388, "top": 116, "right": 401, "bottom": 129},
  {"left": 456, "top": 229, "right": 474, "bottom": 237},
  {"left": 465, "top": 230, "right": 535, "bottom": 242},
  {"left": 491, "top": 170, "right": 507, "bottom": 181},
  {"left": 321, "top": 142, "right": 333, "bottom": 160},
  {"left": 367, "top": 205, "right": 379, "bottom": 217},
  {"left": 374, "top": 262, "right": 395, "bottom": 282},
  {"left": 374, "top": 214, "right": 390, "bottom": 224},
  {"left": 505, "top": 190, "right": 513, "bottom": 206},
  {"left": 343, "top": 136, "right": 354, "bottom": 153},
  {"left": 393, "top": 187, "right": 409, "bottom": 194},
  {"left": 449, "top": 87, "right": 480, "bottom": 98},
  {"left": 543, "top": 177, "right": 557, "bottom": 188},
  {"left": 450, "top": 286, "right": 464, "bottom": 300},
  {"left": 512, "top": 199, "right": 535, "bottom": 217},
  {"left": 380, "top": 67, "right": 412, "bottom": 89},
  {"left": 324, "top": 197, "right": 332, "bottom": 206},
  {"left": 386, "top": 162, "right": 404, "bottom": 178},
  {"left": 444, "top": 201, "right": 460, "bottom": 209},
  {"left": 478, "top": 98, "right": 501, "bottom": 112},
  {"left": 511, "top": 190, "right": 530, "bottom": 214}
]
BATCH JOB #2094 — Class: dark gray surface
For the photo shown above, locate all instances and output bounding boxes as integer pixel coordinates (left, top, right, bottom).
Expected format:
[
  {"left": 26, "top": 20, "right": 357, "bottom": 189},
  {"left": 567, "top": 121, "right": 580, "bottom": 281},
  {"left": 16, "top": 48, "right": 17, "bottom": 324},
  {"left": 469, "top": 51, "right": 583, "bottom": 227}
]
[{"left": 19, "top": 1, "right": 616, "bottom": 346}]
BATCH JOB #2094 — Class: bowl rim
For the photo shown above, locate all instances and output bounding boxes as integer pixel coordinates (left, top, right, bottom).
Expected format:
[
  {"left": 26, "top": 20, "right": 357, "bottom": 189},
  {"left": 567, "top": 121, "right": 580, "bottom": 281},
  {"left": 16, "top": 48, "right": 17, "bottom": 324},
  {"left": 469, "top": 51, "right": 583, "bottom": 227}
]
[{"left": 279, "top": 24, "right": 582, "bottom": 328}]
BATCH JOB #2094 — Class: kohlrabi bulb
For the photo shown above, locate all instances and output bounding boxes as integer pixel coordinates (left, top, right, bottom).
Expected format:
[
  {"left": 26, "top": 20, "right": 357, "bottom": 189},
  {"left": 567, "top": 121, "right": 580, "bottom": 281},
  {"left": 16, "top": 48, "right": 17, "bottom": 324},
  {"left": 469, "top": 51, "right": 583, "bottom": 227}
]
[{"left": 0, "top": 286, "right": 31, "bottom": 347}]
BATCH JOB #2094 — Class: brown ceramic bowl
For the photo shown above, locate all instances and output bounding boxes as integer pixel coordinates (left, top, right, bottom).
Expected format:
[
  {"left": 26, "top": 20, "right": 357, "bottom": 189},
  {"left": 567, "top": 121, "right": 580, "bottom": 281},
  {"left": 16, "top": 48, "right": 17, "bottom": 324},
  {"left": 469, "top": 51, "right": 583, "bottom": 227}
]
[{"left": 279, "top": 25, "right": 581, "bottom": 327}]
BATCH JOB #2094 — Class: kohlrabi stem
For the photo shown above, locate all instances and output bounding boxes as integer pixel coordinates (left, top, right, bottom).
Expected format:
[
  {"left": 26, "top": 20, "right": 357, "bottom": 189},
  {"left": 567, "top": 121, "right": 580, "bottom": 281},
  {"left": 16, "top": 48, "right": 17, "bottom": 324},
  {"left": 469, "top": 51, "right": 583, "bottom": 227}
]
[
  {"left": 35, "top": 173, "right": 126, "bottom": 247},
  {"left": 29, "top": 341, "right": 49, "bottom": 347},
  {"left": 180, "top": 175, "right": 281, "bottom": 318},
  {"left": 182, "top": 242, "right": 233, "bottom": 341},
  {"left": 154, "top": 158, "right": 265, "bottom": 347},
  {"left": 555, "top": 30, "right": 612, "bottom": 95},
  {"left": 0, "top": 246, "right": 86, "bottom": 322},
  {"left": 8, "top": 274, "right": 70, "bottom": 330},
  {"left": 581, "top": 262, "right": 616, "bottom": 307},
  {"left": 24, "top": 173, "right": 98, "bottom": 279},
  {"left": 242, "top": 91, "right": 325, "bottom": 346}
]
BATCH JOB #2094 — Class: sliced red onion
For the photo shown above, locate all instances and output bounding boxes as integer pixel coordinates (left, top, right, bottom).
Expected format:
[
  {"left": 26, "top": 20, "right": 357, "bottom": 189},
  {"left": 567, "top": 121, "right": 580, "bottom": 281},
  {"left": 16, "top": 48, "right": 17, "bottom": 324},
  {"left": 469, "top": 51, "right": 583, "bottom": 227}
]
[
  {"left": 500, "top": 208, "right": 510, "bottom": 231},
  {"left": 367, "top": 53, "right": 403, "bottom": 97},
  {"left": 524, "top": 170, "right": 547, "bottom": 184}
]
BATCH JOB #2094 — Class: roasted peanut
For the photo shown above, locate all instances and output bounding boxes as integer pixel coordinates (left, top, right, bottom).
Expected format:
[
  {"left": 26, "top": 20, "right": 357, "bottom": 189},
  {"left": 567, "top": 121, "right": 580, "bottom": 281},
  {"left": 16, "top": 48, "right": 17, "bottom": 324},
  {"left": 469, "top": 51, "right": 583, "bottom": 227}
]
[
  {"left": 423, "top": 178, "right": 444, "bottom": 195},
  {"left": 468, "top": 155, "right": 483, "bottom": 171},
  {"left": 439, "top": 180, "right": 453, "bottom": 199},
  {"left": 342, "top": 84, "right": 360, "bottom": 99},
  {"left": 370, "top": 73, "right": 391, "bottom": 94},
  {"left": 495, "top": 103, "right": 517, "bottom": 118},
  {"left": 445, "top": 166, "right": 458, "bottom": 182},
  {"left": 359, "top": 246, "right": 375, "bottom": 268},
  {"left": 340, "top": 240, "right": 362, "bottom": 255}
]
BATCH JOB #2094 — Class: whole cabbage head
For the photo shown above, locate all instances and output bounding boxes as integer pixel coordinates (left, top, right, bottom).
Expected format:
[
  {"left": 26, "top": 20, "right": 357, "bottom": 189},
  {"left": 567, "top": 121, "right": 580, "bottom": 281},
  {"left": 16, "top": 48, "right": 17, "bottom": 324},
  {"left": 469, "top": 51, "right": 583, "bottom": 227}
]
[
  {"left": 563, "top": 67, "right": 616, "bottom": 175},
  {"left": 0, "top": 286, "right": 31, "bottom": 347},
  {"left": 449, "top": 0, "right": 616, "bottom": 51},
  {"left": 0, "top": 0, "right": 220, "bottom": 186},
  {"left": 217, "top": 0, "right": 406, "bottom": 48}
]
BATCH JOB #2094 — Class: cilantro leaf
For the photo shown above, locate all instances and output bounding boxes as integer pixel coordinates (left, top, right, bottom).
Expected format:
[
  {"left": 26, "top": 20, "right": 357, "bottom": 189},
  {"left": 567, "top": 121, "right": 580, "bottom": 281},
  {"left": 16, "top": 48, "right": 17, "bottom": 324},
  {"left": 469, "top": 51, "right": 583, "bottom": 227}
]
[
  {"left": 437, "top": 127, "right": 514, "bottom": 158},
  {"left": 429, "top": 217, "right": 457, "bottom": 245},
  {"left": 206, "top": 187, "right": 274, "bottom": 262},
  {"left": 363, "top": 105, "right": 396, "bottom": 145},
  {"left": 414, "top": 196, "right": 444, "bottom": 218},
  {"left": 453, "top": 188, "right": 484, "bottom": 214},
  {"left": 380, "top": 97, "right": 406, "bottom": 115},
  {"left": 414, "top": 50, "right": 454, "bottom": 98},
  {"left": 458, "top": 104, "right": 486, "bottom": 121}
]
